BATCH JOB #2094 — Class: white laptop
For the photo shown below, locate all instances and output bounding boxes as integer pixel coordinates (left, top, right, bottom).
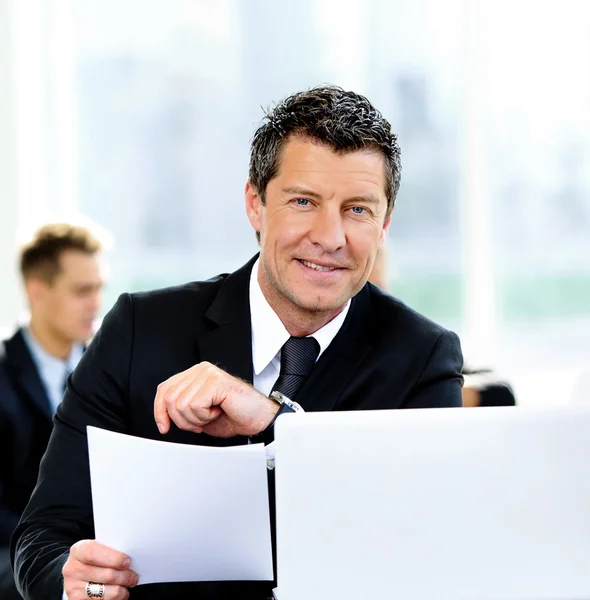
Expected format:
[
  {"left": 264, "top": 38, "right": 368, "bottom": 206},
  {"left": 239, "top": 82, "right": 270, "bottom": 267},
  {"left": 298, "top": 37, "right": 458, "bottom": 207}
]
[{"left": 273, "top": 406, "right": 590, "bottom": 600}]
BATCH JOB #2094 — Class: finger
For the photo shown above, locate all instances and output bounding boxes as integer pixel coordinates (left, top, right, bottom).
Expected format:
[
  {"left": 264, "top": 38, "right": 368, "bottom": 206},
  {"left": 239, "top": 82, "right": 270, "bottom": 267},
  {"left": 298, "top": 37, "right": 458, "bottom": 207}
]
[
  {"left": 71, "top": 540, "right": 130, "bottom": 570},
  {"left": 189, "top": 403, "right": 223, "bottom": 424},
  {"left": 174, "top": 369, "right": 222, "bottom": 428},
  {"left": 169, "top": 401, "right": 220, "bottom": 435},
  {"left": 174, "top": 375, "right": 209, "bottom": 420},
  {"left": 154, "top": 381, "right": 172, "bottom": 434},
  {"left": 178, "top": 382, "right": 217, "bottom": 425},
  {"left": 102, "top": 585, "right": 131, "bottom": 600},
  {"left": 164, "top": 365, "right": 206, "bottom": 402},
  {"left": 77, "top": 584, "right": 130, "bottom": 600},
  {"left": 74, "top": 565, "right": 139, "bottom": 588},
  {"left": 167, "top": 402, "right": 203, "bottom": 433},
  {"left": 185, "top": 376, "right": 227, "bottom": 421},
  {"left": 154, "top": 365, "right": 207, "bottom": 433}
]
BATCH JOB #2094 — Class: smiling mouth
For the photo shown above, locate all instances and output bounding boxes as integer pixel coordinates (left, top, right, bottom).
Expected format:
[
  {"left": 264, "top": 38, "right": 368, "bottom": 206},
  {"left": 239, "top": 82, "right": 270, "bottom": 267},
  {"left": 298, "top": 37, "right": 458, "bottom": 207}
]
[{"left": 298, "top": 259, "right": 341, "bottom": 272}]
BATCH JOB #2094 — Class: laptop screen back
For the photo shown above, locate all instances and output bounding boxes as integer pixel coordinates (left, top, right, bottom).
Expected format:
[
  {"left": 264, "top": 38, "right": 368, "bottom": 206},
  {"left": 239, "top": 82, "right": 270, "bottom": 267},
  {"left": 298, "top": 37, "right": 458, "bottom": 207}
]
[{"left": 274, "top": 407, "right": 590, "bottom": 600}]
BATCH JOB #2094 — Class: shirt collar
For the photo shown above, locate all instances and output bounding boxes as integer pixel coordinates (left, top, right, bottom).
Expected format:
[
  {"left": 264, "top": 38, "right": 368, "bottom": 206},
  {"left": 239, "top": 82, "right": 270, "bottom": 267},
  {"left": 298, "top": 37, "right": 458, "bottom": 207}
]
[
  {"left": 249, "top": 258, "right": 350, "bottom": 376},
  {"left": 23, "top": 327, "right": 84, "bottom": 372}
]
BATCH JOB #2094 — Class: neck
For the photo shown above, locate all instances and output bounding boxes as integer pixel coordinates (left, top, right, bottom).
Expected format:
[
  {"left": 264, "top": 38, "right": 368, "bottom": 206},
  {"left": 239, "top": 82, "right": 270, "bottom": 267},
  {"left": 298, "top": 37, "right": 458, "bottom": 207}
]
[
  {"left": 277, "top": 304, "right": 344, "bottom": 337},
  {"left": 257, "top": 271, "right": 345, "bottom": 337},
  {"left": 28, "top": 318, "right": 73, "bottom": 361}
]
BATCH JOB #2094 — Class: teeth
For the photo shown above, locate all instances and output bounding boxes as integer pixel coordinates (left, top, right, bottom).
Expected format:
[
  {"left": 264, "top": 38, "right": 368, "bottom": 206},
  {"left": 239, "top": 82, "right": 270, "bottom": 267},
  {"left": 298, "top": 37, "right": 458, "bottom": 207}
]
[{"left": 301, "top": 260, "right": 335, "bottom": 272}]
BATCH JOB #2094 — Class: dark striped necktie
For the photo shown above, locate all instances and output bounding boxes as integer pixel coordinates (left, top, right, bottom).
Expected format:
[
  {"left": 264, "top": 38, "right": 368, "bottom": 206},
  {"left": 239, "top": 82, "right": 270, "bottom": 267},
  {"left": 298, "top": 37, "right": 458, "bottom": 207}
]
[{"left": 271, "top": 336, "right": 320, "bottom": 400}]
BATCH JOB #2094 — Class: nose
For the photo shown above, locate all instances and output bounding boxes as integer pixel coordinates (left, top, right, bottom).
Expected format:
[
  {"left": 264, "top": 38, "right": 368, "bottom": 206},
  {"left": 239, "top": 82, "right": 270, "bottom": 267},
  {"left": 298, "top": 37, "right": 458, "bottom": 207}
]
[{"left": 308, "top": 207, "right": 346, "bottom": 252}]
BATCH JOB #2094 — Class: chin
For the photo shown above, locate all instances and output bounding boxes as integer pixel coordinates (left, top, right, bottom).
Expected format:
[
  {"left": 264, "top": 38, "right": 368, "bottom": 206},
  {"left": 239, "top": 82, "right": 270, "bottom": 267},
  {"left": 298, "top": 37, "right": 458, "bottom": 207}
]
[{"left": 293, "top": 294, "right": 348, "bottom": 314}]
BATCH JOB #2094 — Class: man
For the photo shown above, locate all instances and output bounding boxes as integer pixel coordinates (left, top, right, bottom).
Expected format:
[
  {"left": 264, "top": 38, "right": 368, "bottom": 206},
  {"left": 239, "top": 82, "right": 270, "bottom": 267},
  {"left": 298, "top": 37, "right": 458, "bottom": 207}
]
[
  {"left": 0, "top": 223, "right": 104, "bottom": 599},
  {"left": 12, "top": 86, "right": 463, "bottom": 600}
]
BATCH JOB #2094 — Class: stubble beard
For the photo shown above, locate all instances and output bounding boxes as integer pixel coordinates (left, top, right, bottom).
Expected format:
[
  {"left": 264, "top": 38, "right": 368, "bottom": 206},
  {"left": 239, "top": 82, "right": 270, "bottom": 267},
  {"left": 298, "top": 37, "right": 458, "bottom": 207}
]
[{"left": 261, "top": 260, "right": 351, "bottom": 322}]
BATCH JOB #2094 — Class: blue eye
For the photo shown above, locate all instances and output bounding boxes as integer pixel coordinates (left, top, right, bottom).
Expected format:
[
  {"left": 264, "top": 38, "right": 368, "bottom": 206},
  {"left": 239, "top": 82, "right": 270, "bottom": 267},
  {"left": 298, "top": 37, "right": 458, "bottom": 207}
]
[
  {"left": 296, "top": 198, "right": 310, "bottom": 206},
  {"left": 351, "top": 206, "right": 366, "bottom": 214}
]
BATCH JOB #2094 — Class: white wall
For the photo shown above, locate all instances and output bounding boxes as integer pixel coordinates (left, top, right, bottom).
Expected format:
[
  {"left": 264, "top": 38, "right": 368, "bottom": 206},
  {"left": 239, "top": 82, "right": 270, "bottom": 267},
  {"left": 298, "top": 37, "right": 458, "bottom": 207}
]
[{"left": 0, "top": 0, "right": 23, "bottom": 332}]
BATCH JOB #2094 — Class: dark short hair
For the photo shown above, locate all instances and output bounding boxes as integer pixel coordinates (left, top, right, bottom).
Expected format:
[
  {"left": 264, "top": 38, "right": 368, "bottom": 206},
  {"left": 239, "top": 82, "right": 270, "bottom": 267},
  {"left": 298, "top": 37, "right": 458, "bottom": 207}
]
[
  {"left": 249, "top": 85, "right": 401, "bottom": 236},
  {"left": 19, "top": 223, "right": 102, "bottom": 284}
]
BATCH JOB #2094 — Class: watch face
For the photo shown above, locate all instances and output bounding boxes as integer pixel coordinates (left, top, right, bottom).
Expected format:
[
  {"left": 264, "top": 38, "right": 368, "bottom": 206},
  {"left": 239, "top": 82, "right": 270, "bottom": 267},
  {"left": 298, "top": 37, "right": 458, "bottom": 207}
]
[
  {"left": 271, "top": 391, "right": 289, "bottom": 405},
  {"left": 270, "top": 391, "right": 302, "bottom": 412}
]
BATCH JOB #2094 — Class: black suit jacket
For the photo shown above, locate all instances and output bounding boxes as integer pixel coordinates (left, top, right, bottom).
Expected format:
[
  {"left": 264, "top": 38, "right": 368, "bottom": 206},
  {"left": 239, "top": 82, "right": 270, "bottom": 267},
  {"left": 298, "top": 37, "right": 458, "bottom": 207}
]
[
  {"left": 11, "top": 257, "right": 463, "bottom": 600},
  {"left": 0, "top": 329, "right": 53, "bottom": 547}
]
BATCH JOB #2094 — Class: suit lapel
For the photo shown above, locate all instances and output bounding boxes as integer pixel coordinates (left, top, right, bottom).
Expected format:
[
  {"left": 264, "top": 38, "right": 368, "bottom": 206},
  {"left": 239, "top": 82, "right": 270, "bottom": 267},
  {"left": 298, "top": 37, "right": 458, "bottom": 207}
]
[
  {"left": 5, "top": 328, "right": 53, "bottom": 420},
  {"left": 196, "top": 257, "right": 375, "bottom": 413},
  {"left": 197, "top": 257, "right": 257, "bottom": 385},
  {"left": 295, "top": 285, "right": 375, "bottom": 412}
]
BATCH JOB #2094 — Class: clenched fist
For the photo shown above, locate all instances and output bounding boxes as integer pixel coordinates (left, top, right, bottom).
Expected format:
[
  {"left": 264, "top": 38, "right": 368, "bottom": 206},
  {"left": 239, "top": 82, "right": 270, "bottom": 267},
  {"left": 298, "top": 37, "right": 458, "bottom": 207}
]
[{"left": 154, "top": 362, "right": 278, "bottom": 437}]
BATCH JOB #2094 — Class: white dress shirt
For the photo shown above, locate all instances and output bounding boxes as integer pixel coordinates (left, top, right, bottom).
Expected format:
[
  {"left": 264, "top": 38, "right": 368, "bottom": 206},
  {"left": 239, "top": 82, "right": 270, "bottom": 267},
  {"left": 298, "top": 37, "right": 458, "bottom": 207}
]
[
  {"left": 22, "top": 328, "right": 84, "bottom": 414},
  {"left": 249, "top": 259, "right": 350, "bottom": 396}
]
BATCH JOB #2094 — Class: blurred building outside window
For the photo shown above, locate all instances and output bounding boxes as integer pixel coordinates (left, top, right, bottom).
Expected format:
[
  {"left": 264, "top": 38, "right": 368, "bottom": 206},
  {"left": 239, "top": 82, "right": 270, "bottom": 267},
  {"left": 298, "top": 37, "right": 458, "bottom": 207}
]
[{"left": 6, "top": 0, "right": 590, "bottom": 405}]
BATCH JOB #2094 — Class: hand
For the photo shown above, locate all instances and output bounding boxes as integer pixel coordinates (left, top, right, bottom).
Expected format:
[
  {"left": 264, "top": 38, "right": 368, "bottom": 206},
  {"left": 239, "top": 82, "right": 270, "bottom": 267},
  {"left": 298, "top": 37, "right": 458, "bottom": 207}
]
[
  {"left": 62, "top": 540, "right": 138, "bottom": 600},
  {"left": 154, "top": 361, "right": 279, "bottom": 438},
  {"left": 461, "top": 385, "right": 481, "bottom": 407}
]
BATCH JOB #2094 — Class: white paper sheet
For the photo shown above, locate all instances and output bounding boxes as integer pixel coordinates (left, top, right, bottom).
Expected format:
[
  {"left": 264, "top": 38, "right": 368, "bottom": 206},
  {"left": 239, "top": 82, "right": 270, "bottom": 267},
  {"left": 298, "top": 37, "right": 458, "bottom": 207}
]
[{"left": 87, "top": 427, "right": 273, "bottom": 585}]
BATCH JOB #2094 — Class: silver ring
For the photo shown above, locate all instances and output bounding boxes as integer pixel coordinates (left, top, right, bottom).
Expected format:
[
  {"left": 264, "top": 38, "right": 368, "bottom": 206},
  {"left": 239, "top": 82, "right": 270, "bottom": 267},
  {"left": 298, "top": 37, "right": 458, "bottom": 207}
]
[{"left": 86, "top": 582, "right": 105, "bottom": 598}]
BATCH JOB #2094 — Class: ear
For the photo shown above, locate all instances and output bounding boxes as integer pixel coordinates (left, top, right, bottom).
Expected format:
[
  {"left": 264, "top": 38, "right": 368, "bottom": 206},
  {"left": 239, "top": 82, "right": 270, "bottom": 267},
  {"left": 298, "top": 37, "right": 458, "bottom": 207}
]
[
  {"left": 378, "top": 215, "right": 392, "bottom": 248},
  {"left": 25, "top": 278, "right": 48, "bottom": 309},
  {"left": 245, "top": 181, "right": 263, "bottom": 233}
]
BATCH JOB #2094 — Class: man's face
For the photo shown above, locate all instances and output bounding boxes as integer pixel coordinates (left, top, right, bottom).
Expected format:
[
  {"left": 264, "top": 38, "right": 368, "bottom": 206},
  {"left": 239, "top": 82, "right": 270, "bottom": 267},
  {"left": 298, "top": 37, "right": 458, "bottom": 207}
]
[
  {"left": 246, "top": 137, "right": 391, "bottom": 319},
  {"left": 28, "top": 250, "right": 104, "bottom": 343}
]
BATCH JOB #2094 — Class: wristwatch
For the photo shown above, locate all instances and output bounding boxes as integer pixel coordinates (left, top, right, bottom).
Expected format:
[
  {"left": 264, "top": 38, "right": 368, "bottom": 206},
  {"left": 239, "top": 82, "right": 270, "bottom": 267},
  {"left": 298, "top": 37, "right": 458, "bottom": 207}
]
[
  {"left": 251, "top": 391, "right": 303, "bottom": 445},
  {"left": 268, "top": 391, "right": 302, "bottom": 424}
]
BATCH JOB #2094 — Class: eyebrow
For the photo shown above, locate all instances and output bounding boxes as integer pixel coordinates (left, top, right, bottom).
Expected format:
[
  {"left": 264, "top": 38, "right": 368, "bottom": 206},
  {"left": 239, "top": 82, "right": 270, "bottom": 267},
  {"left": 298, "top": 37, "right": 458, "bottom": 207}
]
[
  {"left": 72, "top": 282, "right": 104, "bottom": 291},
  {"left": 282, "top": 186, "right": 381, "bottom": 205},
  {"left": 282, "top": 186, "right": 322, "bottom": 199}
]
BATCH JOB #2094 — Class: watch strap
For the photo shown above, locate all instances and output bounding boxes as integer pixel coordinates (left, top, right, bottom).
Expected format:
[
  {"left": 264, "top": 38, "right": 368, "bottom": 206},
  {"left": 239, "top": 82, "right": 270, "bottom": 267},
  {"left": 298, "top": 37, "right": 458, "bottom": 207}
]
[{"left": 250, "top": 393, "right": 298, "bottom": 445}]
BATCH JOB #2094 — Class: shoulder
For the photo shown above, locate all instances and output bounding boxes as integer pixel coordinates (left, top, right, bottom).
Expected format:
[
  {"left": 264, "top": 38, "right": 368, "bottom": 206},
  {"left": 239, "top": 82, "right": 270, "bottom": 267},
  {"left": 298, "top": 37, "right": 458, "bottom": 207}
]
[
  {"left": 0, "top": 329, "right": 24, "bottom": 399},
  {"left": 365, "top": 283, "right": 453, "bottom": 344},
  {"left": 128, "top": 274, "right": 228, "bottom": 317},
  {"left": 125, "top": 257, "right": 256, "bottom": 319},
  {"left": 0, "top": 328, "right": 26, "bottom": 371},
  {"left": 120, "top": 257, "right": 255, "bottom": 328},
  {"left": 94, "top": 276, "right": 231, "bottom": 350}
]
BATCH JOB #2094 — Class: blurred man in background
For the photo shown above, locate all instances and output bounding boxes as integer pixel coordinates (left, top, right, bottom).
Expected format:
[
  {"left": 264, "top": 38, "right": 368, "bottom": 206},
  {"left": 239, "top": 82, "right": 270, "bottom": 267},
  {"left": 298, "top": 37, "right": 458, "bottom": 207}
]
[{"left": 0, "top": 223, "right": 104, "bottom": 600}]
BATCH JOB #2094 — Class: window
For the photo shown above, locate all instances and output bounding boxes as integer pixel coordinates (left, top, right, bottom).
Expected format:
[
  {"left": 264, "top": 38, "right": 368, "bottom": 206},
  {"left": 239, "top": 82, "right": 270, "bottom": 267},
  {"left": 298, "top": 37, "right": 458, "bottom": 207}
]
[{"left": 11, "top": 0, "right": 590, "bottom": 404}]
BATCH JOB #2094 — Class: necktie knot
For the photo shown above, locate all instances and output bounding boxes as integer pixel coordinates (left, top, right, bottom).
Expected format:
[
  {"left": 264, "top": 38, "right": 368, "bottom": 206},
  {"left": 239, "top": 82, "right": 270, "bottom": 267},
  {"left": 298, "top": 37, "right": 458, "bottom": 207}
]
[{"left": 280, "top": 336, "right": 320, "bottom": 377}]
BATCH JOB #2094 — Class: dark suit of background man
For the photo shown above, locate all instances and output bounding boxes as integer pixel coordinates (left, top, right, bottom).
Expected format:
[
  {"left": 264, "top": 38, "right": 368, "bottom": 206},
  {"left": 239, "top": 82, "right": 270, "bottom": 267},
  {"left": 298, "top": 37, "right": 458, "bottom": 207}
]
[
  {"left": 12, "top": 86, "right": 464, "bottom": 600},
  {"left": 0, "top": 223, "right": 104, "bottom": 599}
]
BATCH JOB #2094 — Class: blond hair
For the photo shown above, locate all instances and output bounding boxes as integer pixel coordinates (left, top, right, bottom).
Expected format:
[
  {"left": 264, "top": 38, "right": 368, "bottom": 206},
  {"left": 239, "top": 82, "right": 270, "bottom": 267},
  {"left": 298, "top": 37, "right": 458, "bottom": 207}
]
[{"left": 19, "top": 223, "right": 102, "bottom": 283}]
